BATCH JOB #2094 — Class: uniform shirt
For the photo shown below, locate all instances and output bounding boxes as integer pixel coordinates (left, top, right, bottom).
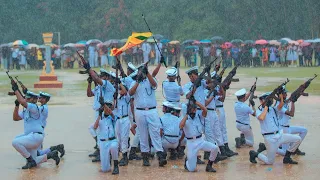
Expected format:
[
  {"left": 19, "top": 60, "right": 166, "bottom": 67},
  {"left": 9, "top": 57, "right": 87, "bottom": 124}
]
[
  {"left": 18, "top": 103, "right": 43, "bottom": 135},
  {"left": 205, "top": 89, "right": 220, "bottom": 109},
  {"left": 275, "top": 101, "right": 290, "bottom": 126},
  {"left": 183, "top": 79, "right": 207, "bottom": 106},
  {"left": 116, "top": 94, "right": 130, "bottom": 117},
  {"left": 130, "top": 78, "right": 157, "bottom": 108},
  {"left": 234, "top": 101, "right": 254, "bottom": 125},
  {"left": 39, "top": 104, "right": 48, "bottom": 128},
  {"left": 98, "top": 114, "right": 116, "bottom": 140},
  {"left": 160, "top": 113, "right": 181, "bottom": 137},
  {"left": 256, "top": 107, "right": 283, "bottom": 134},
  {"left": 92, "top": 85, "right": 102, "bottom": 111},
  {"left": 102, "top": 80, "right": 116, "bottom": 102},
  {"left": 183, "top": 114, "right": 204, "bottom": 139},
  {"left": 122, "top": 76, "right": 134, "bottom": 89},
  {"left": 162, "top": 80, "right": 183, "bottom": 102}
]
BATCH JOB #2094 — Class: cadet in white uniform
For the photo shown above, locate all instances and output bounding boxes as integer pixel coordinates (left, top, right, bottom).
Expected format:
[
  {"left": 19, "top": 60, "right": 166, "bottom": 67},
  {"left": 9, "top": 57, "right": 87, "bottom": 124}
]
[
  {"left": 115, "top": 83, "right": 131, "bottom": 166},
  {"left": 93, "top": 100, "right": 119, "bottom": 174},
  {"left": 180, "top": 100, "right": 223, "bottom": 172},
  {"left": 160, "top": 101, "right": 181, "bottom": 160},
  {"left": 37, "top": 92, "right": 65, "bottom": 157},
  {"left": 249, "top": 92, "right": 302, "bottom": 165},
  {"left": 12, "top": 90, "right": 60, "bottom": 169},
  {"left": 275, "top": 87, "right": 307, "bottom": 156},
  {"left": 129, "top": 64, "right": 167, "bottom": 167},
  {"left": 234, "top": 88, "right": 256, "bottom": 148},
  {"left": 162, "top": 67, "right": 184, "bottom": 105}
]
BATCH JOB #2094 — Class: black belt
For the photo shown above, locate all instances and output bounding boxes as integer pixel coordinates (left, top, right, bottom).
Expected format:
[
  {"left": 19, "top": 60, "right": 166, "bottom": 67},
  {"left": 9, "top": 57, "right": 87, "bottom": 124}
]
[
  {"left": 117, "top": 115, "right": 128, "bottom": 119},
  {"left": 216, "top": 105, "right": 223, "bottom": 108},
  {"left": 168, "top": 100, "right": 179, "bottom": 103},
  {"left": 164, "top": 134, "right": 179, "bottom": 138},
  {"left": 197, "top": 108, "right": 201, "bottom": 110},
  {"left": 100, "top": 137, "right": 116, "bottom": 141},
  {"left": 262, "top": 131, "right": 279, "bottom": 136},
  {"left": 34, "top": 132, "right": 43, "bottom": 134},
  {"left": 207, "top": 108, "right": 215, "bottom": 111},
  {"left": 236, "top": 120, "right": 249, "bottom": 126},
  {"left": 41, "top": 126, "right": 44, "bottom": 129},
  {"left": 281, "top": 125, "right": 290, "bottom": 128},
  {"left": 136, "top": 107, "right": 156, "bottom": 110},
  {"left": 186, "top": 134, "right": 202, "bottom": 140}
]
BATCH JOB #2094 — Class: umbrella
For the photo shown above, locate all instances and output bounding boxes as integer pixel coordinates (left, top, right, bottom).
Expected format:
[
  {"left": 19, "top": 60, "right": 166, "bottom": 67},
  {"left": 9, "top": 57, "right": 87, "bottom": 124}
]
[
  {"left": 223, "top": 42, "right": 232, "bottom": 48},
  {"left": 64, "top": 43, "right": 75, "bottom": 48},
  {"left": 146, "top": 38, "right": 156, "bottom": 43},
  {"left": 152, "top": 34, "right": 164, "bottom": 40},
  {"left": 304, "top": 39, "right": 315, "bottom": 43},
  {"left": 289, "top": 40, "right": 299, "bottom": 45},
  {"left": 120, "top": 39, "right": 128, "bottom": 43},
  {"left": 279, "top": 39, "right": 288, "bottom": 45},
  {"left": 160, "top": 39, "right": 170, "bottom": 44},
  {"left": 27, "top": 44, "right": 39, "bottom": 49},
  {"left": 12, "top": 40, "right": 28, "bottom": 46},
  {"left": 313, "top": 38, "right": 320, "bottom": 43},
  {"left": 185, "top": 46, "right": 198, "bottom": 49},
  {"left": 192, "top": 40, "right": 201, "bottom": 45},
  {"left": 211, "top": 36, "right": 223, "bottom": 41},
  {"left": 255, "top": 39, "right": 268, "bottom": 45},
  {"left": 231, "top": 39, "right": 243, "bottom": 44},
  {"left": 244, "top": 40, "right": 254, "bottom": 45},
  {"left": 297, "top": 39, "right": 304, "bottom": 44},
  {"left": 269, "top": 40, "right": 281, "bottom": 46},
  {"left": 76, "top": 40, "right": 87, "bottom": 45},
  {"left": 86, "top": 39, "right": 102, "bottom": 45},
  {"left": 280, "top": 37, "right": 292, "bottom": 42},
  {"left": 0, "top": 43, "right": 10, "bottom": 48},
  {"left": 200, "top": 39, "right": 211, "bottom": 44},
  {"left": 300, "top": 42, "right": 311, "bottom": 47},
  {"left": 169, "top": 40, "right": 180, "bottom": 45},
  {"left": 104, "top": 39, "right": 120, "bottom": 47},
  {"left": 182, "top": 40, "right": 194, "bottom": 45}
]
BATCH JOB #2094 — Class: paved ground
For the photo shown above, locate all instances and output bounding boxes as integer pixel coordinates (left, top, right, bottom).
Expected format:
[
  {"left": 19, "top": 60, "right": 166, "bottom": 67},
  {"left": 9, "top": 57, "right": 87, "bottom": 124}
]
[{"left": 0, "top": 66, "right": 320, "bottom": 180}]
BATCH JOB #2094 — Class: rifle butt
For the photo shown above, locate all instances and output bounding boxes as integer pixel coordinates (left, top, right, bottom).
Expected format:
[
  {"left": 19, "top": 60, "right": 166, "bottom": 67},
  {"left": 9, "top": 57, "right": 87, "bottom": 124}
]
[{"left": 8, "top": 92, "right": 15, "bottom": 96}]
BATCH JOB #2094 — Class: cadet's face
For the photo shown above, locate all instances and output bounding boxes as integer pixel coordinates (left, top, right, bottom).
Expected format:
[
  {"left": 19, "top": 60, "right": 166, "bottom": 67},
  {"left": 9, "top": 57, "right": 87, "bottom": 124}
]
[
  {"left": 38, "top": 97, "right": 46, "bottom": 104},
  {"left": 283, "top": 92, "right": 287, "bottom": 98},
  {"left": 188, "top": 74, "right": 197, "bottom": 83},
  {"left": 101, "top": 75, "right": 107, "bottom": 80},
  {"left": 31, "top": 97, "right": 38, "bottom": 104},
  {"left": 167, "top": 76, "right": 176, "bottom": 81}
]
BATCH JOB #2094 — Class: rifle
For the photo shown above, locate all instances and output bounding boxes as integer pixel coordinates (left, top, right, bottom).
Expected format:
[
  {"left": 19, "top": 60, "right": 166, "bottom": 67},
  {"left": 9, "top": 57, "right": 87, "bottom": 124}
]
[
  {"left": 174, "top": 61, "right": 181, "bottom": 85},
  {"left": 112, "top": 57, "right": 127, "bottom": 77},
  {"left": 248, "top": 77, "right": 258, "bottom": 107},
  {"left": 259, "top": 78, "right": 290, "bottom": 108},
  {"left": 76, "top": 50, "right": 89, "bottom": 74},
  {"left": 6, "top": 70, "right": 22, "bottom": 96},
  {"left": 15, "top": 76, "right": 28, "bottom": 94},
  {"left": 286, "top": 74, "right": 317, "bottom": 103},
  {"left": 206, "top": 78, "right": 222, "bottom": 98},
  {"left": 221, "top": 60, "right": 243, "bottom": 90},
  {"left": 193, "top": 58, "right": 217, "bottom": 89}
]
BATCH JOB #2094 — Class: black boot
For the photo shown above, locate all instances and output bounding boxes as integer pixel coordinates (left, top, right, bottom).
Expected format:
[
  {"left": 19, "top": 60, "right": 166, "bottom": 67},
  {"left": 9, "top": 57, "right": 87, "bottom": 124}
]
[
  {"left": 294, "top": 148, "right": 306, "bottom": 156},
  {"left": 197, "top": 156, "right": 205, "bottom": 164},
  {"left": 129, "top": 147, "right": 142, "bottom": 160},
  {"left": 22, "top": 156, "right": 37, "bottom": 169},
  {"left": 119, "top": 152, "right": 128, "bottom": 166},
  {"left": 92, "top": 149, "right": 100, "bottom": 162},
  {"left": 283, "top": 151, "right": 298, "bottom": 164},
  {"left": 142, "top": 152, "right": 150, "bottom": 166},
  {"left": 50, "top": 144, "right": 65, "bottom": 158},
  {"left": 112, "top": 160, "right": 119, "bottom": 175},
  {"left": 235, "top": 137, "right": 242, "bottom": 148},
  {"left": 169, "top": 149, "right": 177, "bottom": 160},
  {"left": 206, "top": 160, "right": 216, "bottom": 172},
  {"left": 213, "top": 153, "right": 228, "bottom": 164},
  {"left": 219, "top": 146, "right": 228, "bottom": 158},
  {"left": 47, "top": 150, "right": 60, "bottom": 165},
  {"left": 93, "top": 136, "right": 98, "bottom": 149},
  {"left": 177, "top": 146, "right": 185, "bottom": 159},
  {"left": 204, "top": 151, "right": 210, "bottom": 160},
  {"left": 157, "top": 151, "right": 167, "bottom": 167},
  {"left": 89, "top": 149, "right": 99, "bottom": 157},
  {"left": 184, "top": 157, "right": 189, "bottom": 171},
  {"left": 224, "top": 143, "right": 238, "bottom": 157},
  {"left": 249, "top": 150, "right": 258, "bottom": 164},
  {"left": 240, "top": 134, "right": 246, "bottom": 145},
  {"left": 257, "top": 143, "right": 266, "bottom": 153}
]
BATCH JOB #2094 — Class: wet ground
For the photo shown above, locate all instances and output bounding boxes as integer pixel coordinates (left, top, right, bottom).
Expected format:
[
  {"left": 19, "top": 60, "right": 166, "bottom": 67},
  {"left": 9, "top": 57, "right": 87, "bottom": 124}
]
[{"left": 1, "top": 66, "right": 320, "bottom": 180}]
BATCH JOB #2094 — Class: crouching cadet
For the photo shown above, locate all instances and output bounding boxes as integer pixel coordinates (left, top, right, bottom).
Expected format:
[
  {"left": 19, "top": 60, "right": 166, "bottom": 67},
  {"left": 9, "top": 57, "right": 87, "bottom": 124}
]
[{"left": 93, "top": 100, "right": 119, "bottom": 174}]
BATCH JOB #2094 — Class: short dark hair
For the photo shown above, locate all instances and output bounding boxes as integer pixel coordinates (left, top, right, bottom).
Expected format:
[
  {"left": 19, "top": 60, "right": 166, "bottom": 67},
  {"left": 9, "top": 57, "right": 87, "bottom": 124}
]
[{"left": 237, "top": 94, "right": 245, "bottom": 101}]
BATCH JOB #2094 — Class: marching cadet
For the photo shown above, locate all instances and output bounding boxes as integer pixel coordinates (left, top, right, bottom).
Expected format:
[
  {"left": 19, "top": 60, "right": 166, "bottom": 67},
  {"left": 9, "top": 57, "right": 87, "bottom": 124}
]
[
  {"left": 180, "top": 100, "right": 224, "bottom": 172},
  {"left": 12, "top": 88, "right": 60, "bottom": 169},
  {"left": 275, "top": 86, "right": 307, "bottom": 155},
  {"left": 249, "top": 92, "right": 302, "bottom": 165},
  {"left": 128, "top": 63, "right": 167, "bottom": 167},
  {"left": 160, "top": 101, "right": 181, "bottom": 160},
  {"left": 37, "top": 92, "right": 65, "bottom": 157},
  {"left": 115, "top": 82, "right": 131, "bottom": 166},
  {"left": 87, "top": 68, "right": 116, "bottom": 162},
  {"left": 93, "top": 100, "right": 119, "bottom": 175},
  {"left": 203, "top": 72, "right": 228, "bottom": 161},
  {"left": 162, "top": 67, "right": 183, "bottom": 105},
  {"left": 234, "top": 88, "right": 256, "bottom": 148}
]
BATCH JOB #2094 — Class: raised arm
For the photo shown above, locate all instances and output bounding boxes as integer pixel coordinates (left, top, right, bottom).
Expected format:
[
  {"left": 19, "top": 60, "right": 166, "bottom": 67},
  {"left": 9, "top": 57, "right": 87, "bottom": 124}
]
[
  {"left": 89, "top": 69, "right": 103, "bottom": 85},
  {"left": 147, "top": 72, "right": 157, "bottom": 88},
  {"left": 179, "top": 114, "right": 188, "bottom": 129},
  {"left": 196, "top": 101, "right": 208, "bottom": 118},
  {"left": 257, "top": 106, "right": 268, "bottom": 121},
  {"left": 277, "top": 94, "right": 284, "bottom": 111},
  {"left": 13, "top": 101, "right": 22, "bottom": 121},
  {"left": 285, "top": 102, "right": 295, "bottom": 117},
  {"left": 87, "top": 77, "right": 94, "bottom": 97},
  {"left": 152, "top": 63, "right": 161, "bottom": 77},
  {"left": 129, "top": 82, "right": 139, "bottom": 96},
  {"left": 14, "top": 90, "right": 27, "bottom": 108}
]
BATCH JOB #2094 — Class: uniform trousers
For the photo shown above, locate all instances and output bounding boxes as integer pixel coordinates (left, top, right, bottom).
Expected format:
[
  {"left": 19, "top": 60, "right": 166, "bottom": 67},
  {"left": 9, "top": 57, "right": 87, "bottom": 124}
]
[
  {"left": 162, "top": 137, "right": 179, "bottom": 152},
  {"left": 99, "top": 139, "right": 119, "bottom": 172},
  {"left": 208, "top": 110, "right": 224, "bottom": 146},
  {"left": 129, "top": 110, "right": 140, "bottom": 148},
  {"left": 186, "top": 138, "right": 218, "bottom": 172},
  {"left": 135, "top": 109, "right": 163, "bottom": 152},
  {"left": 12, "top": 133, "right": 47, "bottom": 164},
  {"left": 115, "top": 116, "right": 130, "bottom": 153},
  {"left": 257, "top": 133, "right": 301, "bottom": 164},
  {"left": 236, "top": 123, "right": 254, "bottom": 146},
  {"left": 277, "top": 126, "right": 307, "bottom": 156},
  {"left": 216, "top": 107, "right": 228, "bottom": 143},
  {"left": 89, "top": 110, "right": 100, "bottom": 138}
]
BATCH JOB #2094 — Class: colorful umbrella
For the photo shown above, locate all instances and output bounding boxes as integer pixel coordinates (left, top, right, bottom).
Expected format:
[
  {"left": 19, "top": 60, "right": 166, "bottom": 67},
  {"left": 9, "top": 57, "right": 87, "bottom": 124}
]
[
  {"left": 304, "top": 39, "right": 315, "bottom": 43},
  {"left": 169, "top": 40, "right": 180, "bottom": 45},
  {"left": 289, "top": 40, "right": 299, "bottom": 45},
  {"left": 160, "top": 39, "right": 170, "bottom": 44},
  {"left": 313, "top": 38, "right": 320, "bottom": 43},
  {"left": 300, "top": 42, "right": 311, "bottom": 47},
  {"left": 120, "top": 39, "right": 128, "bottom": 43},
  {"left": 279, "top": 39, "right": 289, "bottom": 45},
  {"left": 255, "top": 39, "right": 268, "bottom": 45},
  {"left": 0, "top": 43, "right": 10, "bottom": 48},
  {"left": 152, "top": 34, "right": 164, "bottom": 40},
  {"left": 104, "top": 39, "right": 120, "bottom": 47},
  {"left": 185, "top": 46, "right": 198, "bottom": 49},
  {"left": 223, "top": 42, "right": 232, "bottom": 48},
  {"left": 231, "top": 39, "right": 243, "bottom": 44},
  {"left": 146, "top": 38, "right": 156, "bottom": 43},
  {"left": 182, "top": 40, "right": 194, "bottom": 45},
  {"left": 244, "top": 40, "right": 254, "bottom": 45},
  {"left": 64, "top": 43, "right": 75, "bottom": 48},
  {"left": 12, "top": 40, "right": 28, "bottom": 46},
  {"left": 297, "top": 39, "right": 304, "bottom": 44},
  {"left": 211, "top": 36, "right": 223, "bottom": 41},
  {"left": 192, "top": 40, "right": 201, "bottom": 45},
  {"left": 86, "top": 39, "right": 102, "bottom": 45},
  {"left": 281, "top": 38, "right": 292, "bottom": 42},
  {"left": 269, "top": 40, "right": 281, "bottom": 46},
  {"left": 200, "top": 39, "right": 211, "bottom": 44},
  {"left": 27, "top": 44, "right": 39, "bottom": 49},
  {"left": 76, "top": 40, "right": 87, "bottom": 45}
]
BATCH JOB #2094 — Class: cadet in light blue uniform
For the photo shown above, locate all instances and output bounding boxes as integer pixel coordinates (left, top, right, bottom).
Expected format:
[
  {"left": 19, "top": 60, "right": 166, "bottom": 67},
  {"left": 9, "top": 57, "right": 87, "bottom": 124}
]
[
  {"left": 162, "top": 67, "right": 184, "bottom": 105},
  {"left": 93, "top": 100, "right": 119, "bottom": 175},
  {"left": 37, "top": 92, "right": 65, "bottom": 157},
  {"left": 12, "top": 90, "right": 59, "bottom": 169}
]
